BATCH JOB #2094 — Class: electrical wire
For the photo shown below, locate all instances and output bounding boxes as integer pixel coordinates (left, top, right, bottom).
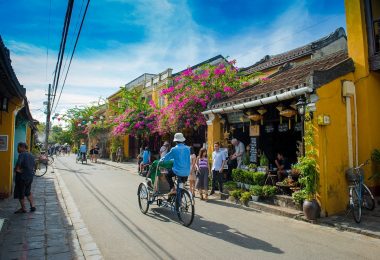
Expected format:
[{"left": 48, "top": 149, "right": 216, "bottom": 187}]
[
  {"left": 53, "top": 0, "right": 91, "bottom": 115},
  {"left": 50, "top": 0, "right": 75, "bottom": 111}
]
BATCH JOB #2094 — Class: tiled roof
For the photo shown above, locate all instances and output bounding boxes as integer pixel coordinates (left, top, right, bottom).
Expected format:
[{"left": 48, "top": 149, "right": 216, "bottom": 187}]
[
  {"left": 173, "top": 55, "right": 227, "bottom": 77},
  {"left": 239, "top": 27, "right": 346, "bottom": 75},
  {"left": 211, "top": 50, "right": 354, "bottom": 109}
]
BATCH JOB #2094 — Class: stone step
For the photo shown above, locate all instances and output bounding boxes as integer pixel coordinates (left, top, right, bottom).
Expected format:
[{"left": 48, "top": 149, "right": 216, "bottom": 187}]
[
  {"left": 247, "top": 200, "right": 303, "bottom": 218},
  {"left": 273, "top": 195, "right": 302, "bottom": 211}
]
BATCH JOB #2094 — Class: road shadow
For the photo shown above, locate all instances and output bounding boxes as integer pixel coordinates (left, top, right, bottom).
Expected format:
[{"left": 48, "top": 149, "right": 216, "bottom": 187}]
[
  {"left": 145, "top": 207, "right": 283, "bottom": 254},
  {"left": 191, "top": 214, "right": 284, "bottom": 254}
]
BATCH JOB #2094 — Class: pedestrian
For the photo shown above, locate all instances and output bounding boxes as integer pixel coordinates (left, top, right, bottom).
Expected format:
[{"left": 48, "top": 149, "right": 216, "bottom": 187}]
[
  {"left": 13, "top": 142, "right": 36, "bottom": 213},
  {"left": 230, "top": 138, "right": 245, "bottom": 168},
  {"left": 89, "top": 146, "right": 95, "bottom": 162},
  {"left": 116, "top": 146, "right": 123, "bottom": 163},
  {"left": 196, "top": 148, "right": 209, "bottom": 200},
  {"left": 94, "top": 144, "right": 99, "bottom": 163},
  {"left": 188, "top": 147, "right": 197, "bottom": 197},
  {"left": 159, "top": 141, "right": 170, "bottom": 158},
  {"left": 137, "top": 145, "right": 143, "bottom": 172},
  {"left": 139, "top": 146, "right": 151, "bottom": 174},
  {"left": 210, "top": 142, "right": 226, "bottom": 196}
]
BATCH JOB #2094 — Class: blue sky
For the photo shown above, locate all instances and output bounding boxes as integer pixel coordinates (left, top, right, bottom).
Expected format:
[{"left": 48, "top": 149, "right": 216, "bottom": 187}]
[{"left": 0, "top": 0, "right": 346, "bottom": 122}]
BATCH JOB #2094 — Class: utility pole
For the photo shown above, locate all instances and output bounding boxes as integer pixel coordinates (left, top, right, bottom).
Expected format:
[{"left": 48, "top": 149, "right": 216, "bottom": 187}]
[{"left": 44, "top": 84, "right": 51, "bottom": 152}]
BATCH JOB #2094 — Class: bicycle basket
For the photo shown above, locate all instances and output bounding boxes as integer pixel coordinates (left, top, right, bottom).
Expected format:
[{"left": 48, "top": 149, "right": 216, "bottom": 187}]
[{"left": 345, "top": 168, "right": 364, "bottom": 182}]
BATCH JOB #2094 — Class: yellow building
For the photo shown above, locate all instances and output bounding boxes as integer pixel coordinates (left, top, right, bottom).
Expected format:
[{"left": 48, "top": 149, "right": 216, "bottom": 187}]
[
  {"left": 203, "top": 21, "right": 379, "bottom": 216},
  {"left": 0, "top": 36, "right": 36, "bottom": 198},
  {"left": 345, "top": 0, "right": 380, "bottom": 194}
]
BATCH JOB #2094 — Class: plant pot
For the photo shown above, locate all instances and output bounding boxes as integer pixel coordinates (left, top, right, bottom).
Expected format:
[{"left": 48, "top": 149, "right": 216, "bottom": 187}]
[
  {"left": 303, "top": 199, "right": 320, "bottom": 220},
  {"left": 251, "top": 195, "right": 259, "bottom": 202}
]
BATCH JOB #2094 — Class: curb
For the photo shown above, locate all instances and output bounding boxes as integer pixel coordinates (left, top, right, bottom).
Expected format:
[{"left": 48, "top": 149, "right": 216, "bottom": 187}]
[
  {"left": 316, "top": 221, "right": 380, "bottom": 240},
  {"left": 53, "top": 165, "right": 103, "bottom": 259}
]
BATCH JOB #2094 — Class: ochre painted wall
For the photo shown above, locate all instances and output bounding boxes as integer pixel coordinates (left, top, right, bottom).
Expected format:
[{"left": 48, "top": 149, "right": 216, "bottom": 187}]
[
  {"left": 206, "top": 115, "right": 222, "bottom": 156},
  {"left": 0, "top": 97, "right": 23, "bottom": 198},
  {"left": 26, "top": 126, "right": 32, "bottom": 150},
  {"left": 123, "top": 135, "right": 129, "bottom": 158},
  {"left": 345, "top": 0, "right": 380, "bottom": 188},
  {"left": 314, "top": 75, "right": 356, "bottom": 216}
]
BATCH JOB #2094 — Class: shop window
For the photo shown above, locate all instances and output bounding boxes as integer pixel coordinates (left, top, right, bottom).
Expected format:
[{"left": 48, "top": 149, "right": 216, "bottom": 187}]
[{"left": 365, "top": 0, "right": 380, "bottom": 70}]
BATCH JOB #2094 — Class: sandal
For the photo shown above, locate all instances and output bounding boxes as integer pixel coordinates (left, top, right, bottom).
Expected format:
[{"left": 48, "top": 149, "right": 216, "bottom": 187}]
[{"left": 14, "top": 208, "right": 27, "bottom": 214}]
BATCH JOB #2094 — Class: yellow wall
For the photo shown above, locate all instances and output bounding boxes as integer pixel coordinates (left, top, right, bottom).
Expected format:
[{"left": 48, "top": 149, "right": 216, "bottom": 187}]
[
  {"left": 345, "top": 0, "right": 380, "bottom": 188},
  {"left": 314, "top": 74, "right": 356, "bottom": 216},
  {"left": 123, "top": 135, "right": 129, "bottom": 157},
  {"left": 206, "top": 115, "right": 222, "bottom": 156},
  {"left": 0, "top": 97, "right": 23, "bottom": 198}
]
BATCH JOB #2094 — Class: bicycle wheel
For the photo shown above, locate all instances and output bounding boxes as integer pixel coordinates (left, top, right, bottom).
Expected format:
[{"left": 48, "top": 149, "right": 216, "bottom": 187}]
[
  {"left": 34, "top": 161, "right": 48, "bottom": 177},
  {"left": 362, "top": 184, "right": 375, "bottom": 211},
  {"left": 350, "top": 187, "right": 362, "bottom": 223},
  {"left": 138, "top": 183, "right": 150, "bottom": 214},
  {"left": 176, "top": 189, "right": 194, "bottom": 227}
]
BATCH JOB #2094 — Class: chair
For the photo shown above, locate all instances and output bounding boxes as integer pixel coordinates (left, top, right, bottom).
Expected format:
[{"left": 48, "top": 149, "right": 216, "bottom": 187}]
[{"left": 265, "top": 170, "right": 278, "bottom": 185}]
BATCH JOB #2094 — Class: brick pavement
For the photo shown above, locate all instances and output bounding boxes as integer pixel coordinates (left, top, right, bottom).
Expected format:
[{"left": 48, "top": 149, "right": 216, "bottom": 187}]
[{"left": 0, "top": 170, "right": 88, "bottom": 259}]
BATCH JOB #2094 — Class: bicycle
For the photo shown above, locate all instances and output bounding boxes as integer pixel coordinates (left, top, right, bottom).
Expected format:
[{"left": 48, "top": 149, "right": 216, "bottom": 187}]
[
  {"left": 76, "top": 152, "right": 87, "bottom": 164},
  {"left": 345, "top": 159, "right": 375, "bottom": 223},
  {"left": 137, "top": 160, "right": 195, "bottom": 227},
  {"left": 34, "top": 155, "right": 48, "bottom": 177}
]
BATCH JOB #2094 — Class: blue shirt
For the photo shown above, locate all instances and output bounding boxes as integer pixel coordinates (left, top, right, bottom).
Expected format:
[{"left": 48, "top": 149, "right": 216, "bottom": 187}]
[
  {"left": 16, "top": 152, "right": 35, "bottom": 181},
  {"left": 80, "top": 145, "right": 87, "bottom": 153},
  {"left": 142, "top": 150, "right": 151, "bottom": 164},
  {"left": 161, "top": 143, "right": 190, "bottom": 177}
]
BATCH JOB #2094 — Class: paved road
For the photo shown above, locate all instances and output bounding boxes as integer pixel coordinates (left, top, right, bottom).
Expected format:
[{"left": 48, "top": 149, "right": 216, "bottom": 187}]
[{"left": 55, "top": 155, "right": 380, "bottom": 260}]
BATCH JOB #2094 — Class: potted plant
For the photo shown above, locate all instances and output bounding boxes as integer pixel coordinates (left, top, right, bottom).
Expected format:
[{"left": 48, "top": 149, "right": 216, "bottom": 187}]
[
  {"left": 232, "top": 168, "right": 243, "bottom": 188},
  {"left": 240, "top": 191, "right": 251, "bottom": 206},
  {"left": 250, "top": 185, "right": 263, "bottom": 201},
  {"left": 242, "top": 170, "right": 251, "bottom": 190},
  {"left": 294, "top": 111, "right": 320, "bottom": 220},
  {"left": 262, "top": 185, "right": 277, "bottom": 198},
  {"left": 248, "top": 163, "right": 257, "bottom": 172},
  {"left": 260, "top": 152, "right": 269, "bottom": 168},
  {"left": 252, "top": 171, "right": 266, "bottom": 186},
  {"left": 223, "top": 181, "right": 237, "bottom": 193},
  {"left": 229, "top": 189, "right": 242, "bottom": 203}
]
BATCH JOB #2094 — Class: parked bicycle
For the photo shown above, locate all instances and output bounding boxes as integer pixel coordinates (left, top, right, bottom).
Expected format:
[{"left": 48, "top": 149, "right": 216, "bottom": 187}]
[
  {"left": 345, "top": 159, "right": 375, "bottom": 223},
  {"left": 34, "top": 154, "right": 48, "bottom": 177}
]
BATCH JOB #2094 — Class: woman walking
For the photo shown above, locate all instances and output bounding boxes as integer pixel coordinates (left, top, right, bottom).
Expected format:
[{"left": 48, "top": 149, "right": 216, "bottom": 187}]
[
  {"left": 188, "top": 147, "right": 197, "bottom": 197},
  {"left": 196, "top": 148, "right": 209, "bottom": 201}
]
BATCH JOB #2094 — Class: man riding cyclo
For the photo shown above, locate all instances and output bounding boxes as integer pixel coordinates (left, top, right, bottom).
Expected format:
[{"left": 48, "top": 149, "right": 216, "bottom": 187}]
[
  {"left": 79, "top": 142, "right": 87, "bottom": 161},
  {"left": 159, "top": 133, "right": 190, "bottom": 196}
]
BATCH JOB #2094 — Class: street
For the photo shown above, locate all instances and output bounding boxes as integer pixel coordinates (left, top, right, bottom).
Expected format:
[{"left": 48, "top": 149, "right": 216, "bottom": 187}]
[{"left": 54, "top": 155, "right": 380, "bottom": 260}]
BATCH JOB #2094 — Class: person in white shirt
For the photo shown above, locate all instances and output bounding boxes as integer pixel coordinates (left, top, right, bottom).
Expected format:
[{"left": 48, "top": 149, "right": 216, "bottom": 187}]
[
  {"left": 230, "top": 138, "right": 245, "bottom": 168},
  {"left": 210, "top": 142, "right": 226, "bottom": 195},
  {"left": 159, "top": 141, "right": 170, "bottom": 158}
]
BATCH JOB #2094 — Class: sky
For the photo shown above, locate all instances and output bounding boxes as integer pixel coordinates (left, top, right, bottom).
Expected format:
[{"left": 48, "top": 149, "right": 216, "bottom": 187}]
[{"left": 0, "top": 0, "right": 346, "bottom": 123}]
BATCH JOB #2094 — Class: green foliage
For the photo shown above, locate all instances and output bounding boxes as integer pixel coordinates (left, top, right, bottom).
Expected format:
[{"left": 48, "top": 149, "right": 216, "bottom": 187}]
[
  {"left": 229, "top": 189, "right": 242, "bottom": 199},
  {"left": 294, "top": 111, "right": 319, "bottom": 200},
  {"left": 250, "top": 185, "right": 263, "bottom": 196},
  {"left": 240, "top": 192, "right": 251, "bottom": 204},
  {"left": 292, "top": 189, "right": 307, "bottom": 205},
  {"left": 88, "top": 124, "right": 110, "bottom": 138},
  {"left": 248, "top": 163, "right": 257, "bottom": 170},
  {"left": 260, "top": 153, "right": 269, "bottom": 166},
  {"left": 252, "top": 171, "right": 266, "bottom": 186},
  {"left": 223, "top": 181, "right": 237, "bottom": 190},
  {"left": 232, "top": 168, "right": 244, "bottom": 183},
  {"left": 110, "top": 137, "right": 122, "bottom": 153},
  {"left": 262, "top": 185, "right": 277, "bottom": 198}
]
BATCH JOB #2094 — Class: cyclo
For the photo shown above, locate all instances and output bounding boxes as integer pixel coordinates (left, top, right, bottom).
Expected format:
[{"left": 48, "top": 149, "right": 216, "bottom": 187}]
[{"left": 137, "top": 159, "right": 195, "bottom": 227}]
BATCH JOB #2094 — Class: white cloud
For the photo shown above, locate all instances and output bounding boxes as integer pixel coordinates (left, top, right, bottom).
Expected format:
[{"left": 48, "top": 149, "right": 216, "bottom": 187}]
[{"left": 6, "top": 0, "right": 345, "bottom": 124}]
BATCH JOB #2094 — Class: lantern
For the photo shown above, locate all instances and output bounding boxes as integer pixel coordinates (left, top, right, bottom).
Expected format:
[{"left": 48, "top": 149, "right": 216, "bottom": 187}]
[
  {"left": 82, "top": 120, "right": 86, "bottom": 124},
  {"left": 57, "top": 117, "right": 61, "bottom": 121},
  {"left": 79, "top": 115, "right": 83, "bottom": 119},
  {"left": 78, "top": 123, "right": 81, "bottom": 127},
  {"left": 280, "top": 109, "right": 297, "bottom": 128},
  {"left": 100, "top": 116, "right": 104, "bottom": 120},
  {"left": 248, "top": 113, "right": 262, "bottom": 122},
  {"left": 257, "top": 107, "right": 267, "bottom": 125},
  {"left": 93, "top": 121, "right": 97, "bottom": 125},
  {"left": 90, "top": 116, "right": 94, "bottom": 120}
]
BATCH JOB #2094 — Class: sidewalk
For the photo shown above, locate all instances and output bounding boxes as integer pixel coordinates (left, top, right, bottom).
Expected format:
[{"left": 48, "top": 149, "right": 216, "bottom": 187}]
[
  {"left": 0, "top": 168, "right": 102, "bottom": 259},
  {"left": 99, "top": 158, "right": 380, "bottom": 239}
]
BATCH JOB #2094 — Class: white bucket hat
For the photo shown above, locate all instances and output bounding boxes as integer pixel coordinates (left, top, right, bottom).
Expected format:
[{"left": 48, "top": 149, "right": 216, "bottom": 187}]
[{"left": 173, "top": 133, "right": 186, "bottom": 142}]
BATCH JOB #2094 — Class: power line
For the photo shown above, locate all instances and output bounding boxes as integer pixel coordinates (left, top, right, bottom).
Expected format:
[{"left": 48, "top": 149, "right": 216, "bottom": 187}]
[
  {"left": 50, "top": 0, "right": 75, "bottom": 111},
  {"left": 53, "top": 0, "right": 91, "bottom": 115}
]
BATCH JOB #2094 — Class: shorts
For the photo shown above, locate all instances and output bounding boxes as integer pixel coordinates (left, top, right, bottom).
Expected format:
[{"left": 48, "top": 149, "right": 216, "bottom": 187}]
[{"left": 14, "top": 178, "right": 33, "bottom": 199}]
